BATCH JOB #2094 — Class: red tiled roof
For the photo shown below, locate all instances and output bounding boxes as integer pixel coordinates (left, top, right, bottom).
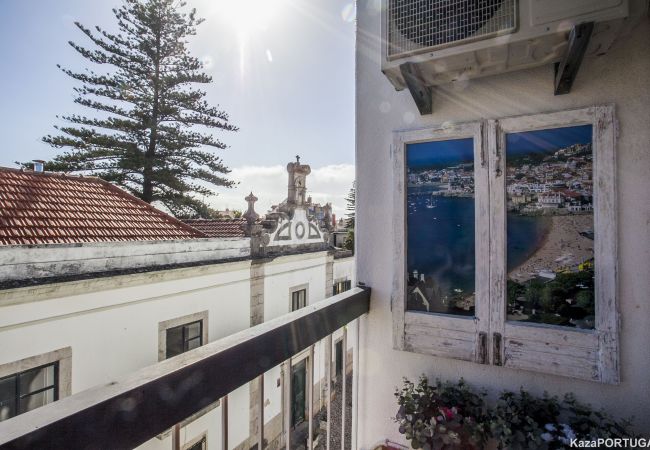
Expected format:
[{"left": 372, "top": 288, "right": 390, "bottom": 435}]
[
  {"left": 183, "top": 219, "right": 247, "bottom": 238},
  {"left": 0, "top": 167, "right": 207, "bottom": 245}
]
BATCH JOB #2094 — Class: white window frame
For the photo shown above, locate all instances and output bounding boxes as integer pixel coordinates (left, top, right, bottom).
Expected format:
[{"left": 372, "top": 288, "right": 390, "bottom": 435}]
[
  {"left": 391, "top": 121, "right": 490, "bottom": 363},
  {"left": 391, "top": 106, "right": 619, "bottom": 383}
]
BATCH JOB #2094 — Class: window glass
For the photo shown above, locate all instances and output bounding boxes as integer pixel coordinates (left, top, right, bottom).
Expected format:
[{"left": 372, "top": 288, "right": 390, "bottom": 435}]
[
  {"left": 0, "top": 377, "right": 16, "bottom": 421},
  {"left": 19, "top": 389, "right": 56, "bottom": 414},
  {"left": 505, "top": 125, "right": 594, "bottom": 329},
  {"left": 186, "top": 437, "right": 206, "bottom": 450},
  {"left": 406, "top": 138, "right": 475, "bottom": 315},
  {"left": 166, "top": 321, "right": 203, "bottom": 359},
  {"left": 166, "top": 326, "right": 185, "bottom": 359},
  {"left": 292, "top": 289, "right": 306, "bottom": 311},
  {"left": 186, "top": 322, "right": 201, "bottom": 340},
  {"left": 19, "top": 364, "right": 55, "bottom": 394},
  {"left": 0, "top": 363, "right": 58, "bottom": 421}
]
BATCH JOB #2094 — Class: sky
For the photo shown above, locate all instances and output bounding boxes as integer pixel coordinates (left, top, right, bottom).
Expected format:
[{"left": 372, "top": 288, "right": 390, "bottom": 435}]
[
  {"left": 407, "top": 138, "right": 474, "bottom": 169},
  {"left": 0, "top": 0, "right": 356, "bottom": 216},
  {"left": 506, "top": 125, "right": 593, "bottom": 156}
]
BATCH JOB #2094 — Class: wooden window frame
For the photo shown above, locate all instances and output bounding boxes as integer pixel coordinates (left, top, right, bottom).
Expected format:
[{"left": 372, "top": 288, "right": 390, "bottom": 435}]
[
  {"left": 391, "top": 121, "right": 490, "bottom": 363},
  {"left": 391, "top": 106, "right": 619, "bottom": 383},
  {"left": 489, "top": 106, "right": 619, "bottom": 383}
]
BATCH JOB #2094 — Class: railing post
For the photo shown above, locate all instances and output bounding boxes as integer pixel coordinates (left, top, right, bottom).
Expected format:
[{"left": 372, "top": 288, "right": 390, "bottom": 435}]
[
  {"left": 222, "top": 395, "right": 229, "bottom": 450},
  {"left": 284, "top": 358, "right": 292, "bottom": 450},
  {"left": 341, "top": 327, "right": 347, "bottom": 450},
  {"left": 308, "top": 345, "right": 315, "bottom": 450},
  {"left": 351, "top": 319, "right": 360, "bottom": 450},
  {"left": 257, "top": 375, "right": 264, "bottom": 450},
  {"left": 324, "top": 335, "right": 332, "bottom": 450},
  {"left": 172, "top": 423, "right": 181, "bottom": 450}
]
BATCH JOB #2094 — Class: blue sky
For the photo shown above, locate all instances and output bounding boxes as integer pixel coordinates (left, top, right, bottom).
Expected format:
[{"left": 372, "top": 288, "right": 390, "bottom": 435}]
[
  {"left": 506, "top": 125, "right": 592, "bottom": 156},
  {"left": 0, "top": 0, "right": 356, "bottom": 215},
  {"left": 407, "top": 138, "right": 474, "bottom": 169}
]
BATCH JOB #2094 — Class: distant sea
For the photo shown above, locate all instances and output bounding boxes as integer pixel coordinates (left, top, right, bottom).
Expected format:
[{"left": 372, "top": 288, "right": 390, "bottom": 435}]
[{"left": 407, "top": 187, "right": 550, "bottom": 301}]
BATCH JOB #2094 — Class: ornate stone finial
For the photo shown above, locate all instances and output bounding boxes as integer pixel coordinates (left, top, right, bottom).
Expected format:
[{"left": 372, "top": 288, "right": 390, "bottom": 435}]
[
  {"left": 243, "top": 192, "right": 259, "bottom": 225},
  {"left": 296, "top": 155, "right": 300, "bottom": 164}
]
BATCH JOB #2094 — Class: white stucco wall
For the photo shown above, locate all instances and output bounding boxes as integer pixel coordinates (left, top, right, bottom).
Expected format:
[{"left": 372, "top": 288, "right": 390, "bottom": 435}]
[
  {"left": 0, "top": 248, "right": 357, "bottom": 448},
  {"left": 355, "top": 4, "right": 650, "bottom": 447},
  {"left": 263, "top": 252, "right": 329, "bottom": 321},
  {"left": 333, "top": 256, "right": 356, "bottom": 287}
]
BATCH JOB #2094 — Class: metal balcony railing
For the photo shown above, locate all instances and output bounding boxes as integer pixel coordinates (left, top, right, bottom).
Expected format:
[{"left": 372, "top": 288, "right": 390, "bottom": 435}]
[{"left": 0, "top": 287, "right": 370, "bottom": 450}]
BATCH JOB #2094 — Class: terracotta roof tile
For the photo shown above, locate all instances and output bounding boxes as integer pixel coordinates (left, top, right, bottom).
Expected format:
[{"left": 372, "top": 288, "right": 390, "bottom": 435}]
[
  {"left": 0, "top": 167, "right": 206, "bottom": 245},
  {"left": 183, "top": 219, "right": 247, "bottom": 238}
]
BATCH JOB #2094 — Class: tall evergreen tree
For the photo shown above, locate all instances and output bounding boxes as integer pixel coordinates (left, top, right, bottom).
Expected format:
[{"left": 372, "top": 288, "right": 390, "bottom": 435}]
[
  {"left": 42, "top": 0, "right": 237, "bottom": 217},
  {"left": 345, "top": 182, "right": 355, "bottom": 229},
  {"left": 343, "top": 182, "right": 355, "bottom": 251}
]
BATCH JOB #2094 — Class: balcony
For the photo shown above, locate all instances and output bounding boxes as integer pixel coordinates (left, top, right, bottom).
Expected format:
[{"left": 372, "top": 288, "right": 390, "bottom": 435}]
[{"left": 0, "top": 287, "right": 370, "bottom": 450}]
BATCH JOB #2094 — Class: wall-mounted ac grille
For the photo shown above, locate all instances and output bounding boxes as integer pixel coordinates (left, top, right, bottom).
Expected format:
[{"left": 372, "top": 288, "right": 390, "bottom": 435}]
[{"left": 387, "top": 0, "right": 518, "bottom": 59}]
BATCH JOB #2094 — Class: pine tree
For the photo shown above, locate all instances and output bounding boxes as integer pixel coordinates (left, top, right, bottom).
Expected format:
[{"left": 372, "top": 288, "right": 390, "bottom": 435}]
[
  {"left": 42, "top": 0, "right": 237, "bottom": 217},
  {"left": 343, "top": 182, "right": 355, "bottom": 251},
  {"left": 345, "top": 182, "right": 355, "bottom": 229}
]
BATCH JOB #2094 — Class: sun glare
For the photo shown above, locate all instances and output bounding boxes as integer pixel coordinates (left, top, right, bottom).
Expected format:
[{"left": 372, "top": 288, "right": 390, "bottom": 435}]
[{"left": 216, "top": 0, "right": 287, "bottom": 35}]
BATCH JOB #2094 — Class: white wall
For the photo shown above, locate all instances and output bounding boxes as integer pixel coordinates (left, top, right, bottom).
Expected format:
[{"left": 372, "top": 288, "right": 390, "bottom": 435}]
[
  {"left": 355, "top": 4, "right": 650, "bottom": 447},
  {"left": 263, "top": 252, "right": 328, "bottom": 321},
  {"left": 0, "top": 248, "right": 357, "bottom": 449}
]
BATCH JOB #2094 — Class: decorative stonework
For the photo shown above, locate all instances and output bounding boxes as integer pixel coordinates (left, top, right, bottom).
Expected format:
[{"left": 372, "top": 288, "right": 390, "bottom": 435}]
[{"left": 260, "top": 158, "right": 329, "bottom": 252}]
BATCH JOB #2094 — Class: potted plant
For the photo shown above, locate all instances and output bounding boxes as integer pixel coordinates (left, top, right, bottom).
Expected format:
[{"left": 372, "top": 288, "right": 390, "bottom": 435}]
[{"left": 394, "top": 376, "right": 488, "bottom": 450}]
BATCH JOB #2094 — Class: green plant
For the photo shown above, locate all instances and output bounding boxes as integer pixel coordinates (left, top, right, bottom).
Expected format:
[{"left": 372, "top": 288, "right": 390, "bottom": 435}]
[
  {"left": 394, "top": 377, "right": 636, "bottom": 450},
  {"left": 489, "top": 390, "right": 635, "bottom": 449},
  {"left": 394, "top": 376, "right": 488, "bottom": 450},
  {"left": 489, "top": 390, "right": 562, "bottom": 450}
]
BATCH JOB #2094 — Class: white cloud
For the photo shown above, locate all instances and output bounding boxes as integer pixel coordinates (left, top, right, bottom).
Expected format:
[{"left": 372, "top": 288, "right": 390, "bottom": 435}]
[{"left": 208, "top": 163, "right": 354, "bottom": 218}]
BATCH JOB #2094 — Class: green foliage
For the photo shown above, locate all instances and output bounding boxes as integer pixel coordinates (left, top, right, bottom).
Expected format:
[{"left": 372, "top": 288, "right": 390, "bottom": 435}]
[
  {"left": 343, "top": 228, "right": 354, "bottom": 251},
  {"left": 345, "top": 182, "right": 356, "bottom": 229},
  {"left": 490, "top": 390, "right": 635, "bottom": 449},
  {"left": 41, "top": 0, "right": 237, "bottom": 217},
  {"left": 490, "top": 390, "right": 562, "bottom": 450},
  {"left": 394, "top": 376, "right": 488, "bottom": 450}
]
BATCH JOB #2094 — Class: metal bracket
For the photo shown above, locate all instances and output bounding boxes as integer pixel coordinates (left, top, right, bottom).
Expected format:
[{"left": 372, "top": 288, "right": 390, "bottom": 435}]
[
  {"left": 554, "top": 22, "right": 594, "bottom": 95},
  {"left": 492, "top": 332, "right": 503, "bottom": 366},
  {"left": 478, "top": 332, "right": 488, "bottom": 364},
  {"left": 399, "top": 62, "right": 433, "bottom": 115}
]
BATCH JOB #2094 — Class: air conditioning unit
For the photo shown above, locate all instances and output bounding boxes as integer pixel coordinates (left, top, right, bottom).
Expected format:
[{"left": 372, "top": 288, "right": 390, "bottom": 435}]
[{"left": 381, "top": 0, "right": 644, "bottom": 111}]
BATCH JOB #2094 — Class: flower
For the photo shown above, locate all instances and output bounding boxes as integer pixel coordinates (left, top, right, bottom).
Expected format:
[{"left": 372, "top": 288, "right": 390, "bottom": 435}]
[
  {"left": 440, "top": 407, "right": 455, "bottom": 421},
  {"left": 544, "top": 423, "right": 556, "bottom": 432},
  {"left": 540, "top": 432, "right": 554, "bottom": 442}
]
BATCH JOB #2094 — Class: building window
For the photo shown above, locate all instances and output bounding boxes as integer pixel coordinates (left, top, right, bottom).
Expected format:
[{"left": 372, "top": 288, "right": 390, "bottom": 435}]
[
  {"left": 333, "top": 279, "right": 352, "bottom": 295},
  {"left": 391, "top": 106, "right": 619, "bottom": 383},
  {"left": 183, "top": 434, "right": 207, "bottom": 450},
  {"left": 290, "top": 285, "right": 308, "bottom": 311},
  {"left": 0, "top": 363, "right": 58, "bottom": 422},
  {"left": 166, "top": 320, "right": 203, "bottom": 359},
  {"left": 0, "top": 347, "right": 72, "bottom": 423},
  {"left": 158, "top": 311, "right": 209, "bottom": 362}
]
